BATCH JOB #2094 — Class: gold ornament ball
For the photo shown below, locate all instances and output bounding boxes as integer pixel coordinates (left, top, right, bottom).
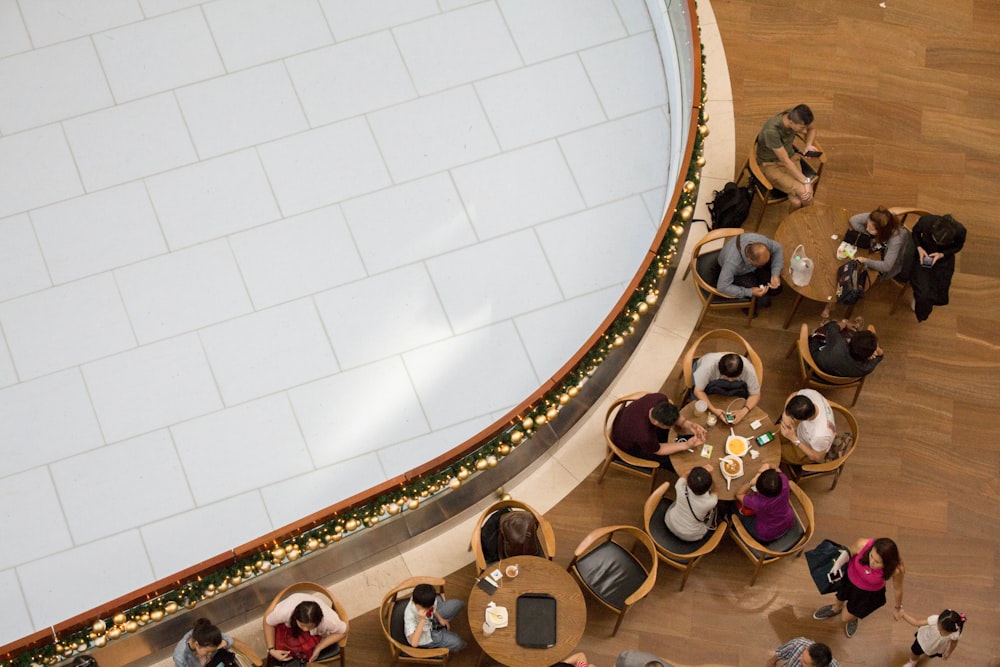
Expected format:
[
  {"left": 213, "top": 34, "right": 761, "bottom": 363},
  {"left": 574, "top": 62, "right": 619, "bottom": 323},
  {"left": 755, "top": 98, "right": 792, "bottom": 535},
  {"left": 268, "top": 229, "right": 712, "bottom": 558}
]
[
  {"left": 386, "top": 502, "right": 401, "bottom": 515},
  {"left": 534, "top": 414, "right": 547, "bottom": 426},
  {"left": 331, "top": 532, "right": 343, "bottom": 542},
  {"left": 475, "top": 458, "right": 488, "bottom": 471},
  {"left": 345, "top": 518, "right": 360, "bottom": 531},
  {"left": 558, "top": 393, "right": 570, "bottom": 405},
  {"left": 139, "top": 612, "right": 150, "bottom": 623},
  {"left": 645, "top": 292, "right": 658, "bottom": 305},
  {"left": 698, "top": 124, "right": 710, "bottom": 137},
  {"left": 679, "top": 206, "right": 694, "bottom": 221},
  {"left": 260, "top": 561, "right": 272, "bottom": 572},
  {"left": 63, "top": 646, "right": 74, "bottom": 656},
  {"left": 165, "top": 601, "right": 179, "bottom": 614},
  {"left": 271, "top": 547, "right": 286, "bottom": 561},
  {"left": 696, "top": 155, "right": 707, "bottom": 168},
  {"left": 334, "top": 524, "right": 345, "bottom": 533},
  {"left": 368, "top": 516, "right": 379, "bottom": 526},
  {"left": 638, "top": 302, "right": 649, "bottom": 314},
  {"left": 486, "top": 455, "right": 498, "bottom": 468},
  {"left": 546, "top": 407, "right": 558, "bottom": 421},
  {"left": 613, "top": 335, "right": 625, "bottom": 347},
  {"left": 112, "top": 613, "right": 127, "bottom": 626},
  {"left": 94, "top": 636, "right": 107, "bottom": 648},
  {"left": 568, "top": 386, "right": 579, "bottom": 397},
  {"left": 287, "top": 548, "right": 301, "bottom": 561},
  {"left": 521, "top": 417, "right": 534, "bottom": 430},
  {"left": 306, "top": 538, "right": 320, "bottom": 551},
  {"left": 419, "top": 489, "right": 429, "bottom": 498},
  {"left": 124, "top": 620, "right": 138, "bottom": 633},
  {"left": 230, "top": 575, "right": 242, "bottom": 586},
  {"left": 500, "top": 493, "right": 512, "bottom": 501},
  {"left": 702, "top": 110, "right": 710, "bottom": 122},
  {"left": 77, "top": 642, "right": 87, "bottom": 652},
  {"left": 457, "top": 468, "right": 470, "bottom": 480},
  {"left": 207, "top": 584, "right": 216, "bottom": 592},
  {"left": 217, "top": 581, "right": 229, "bottom": 592},
  {"left": 407, "top": 498, "right": 420, "bottom": 510},
  {"left": 448, "top": 477, "right": 462, "bottom": 490},
  {"left": 107, "top": 628, "right": 122, "bottom": 641},
  {"left": 671, "top": 223, "right": 686, "bottom": 236},
  {"left": 498, "top": 443, "right": 511, "bottom": 456},
  {"left": 683, "top": 180, "right": 696, "bottom": 193},
  {"left": 150, "top": 609, "right": 165, "bottom": 623},
  {"left": 510, "top": 430, "right": 523, "bottom": 444},
  {"left": 92, "top": 620, "right": 106, "bottom": 634}
]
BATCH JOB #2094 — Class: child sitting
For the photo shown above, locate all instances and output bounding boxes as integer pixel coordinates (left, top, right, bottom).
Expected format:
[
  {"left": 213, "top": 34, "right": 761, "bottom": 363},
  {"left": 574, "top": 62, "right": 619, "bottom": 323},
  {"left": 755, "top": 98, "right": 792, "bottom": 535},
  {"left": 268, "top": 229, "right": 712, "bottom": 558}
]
[
  {"left": 664, "top": 465, "right": 718, "bottom": 541},
  {"left": 735, "top": 465, "right": 795, "bottom": 542},
  {"left": 900, "top": 608, "right": 965, "bottom": 665},
  {"left": 403, "top": 583, "right": 467, "bottom": 653}
]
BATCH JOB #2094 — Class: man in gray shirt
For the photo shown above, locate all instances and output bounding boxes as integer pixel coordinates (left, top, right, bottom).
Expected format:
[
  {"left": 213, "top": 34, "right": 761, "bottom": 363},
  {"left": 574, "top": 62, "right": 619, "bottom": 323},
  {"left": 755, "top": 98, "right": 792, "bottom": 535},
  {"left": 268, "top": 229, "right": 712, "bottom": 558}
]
[{"left": 716, "top": 232, "right": 784, "bottom": 307}]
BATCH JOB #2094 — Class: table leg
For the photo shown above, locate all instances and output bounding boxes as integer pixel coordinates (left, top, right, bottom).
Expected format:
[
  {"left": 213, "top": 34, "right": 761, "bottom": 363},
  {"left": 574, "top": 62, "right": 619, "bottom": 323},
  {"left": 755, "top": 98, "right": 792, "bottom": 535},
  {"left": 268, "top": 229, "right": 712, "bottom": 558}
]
[{"left": 783, "top": 293, "right": 804, "bottom": 329}]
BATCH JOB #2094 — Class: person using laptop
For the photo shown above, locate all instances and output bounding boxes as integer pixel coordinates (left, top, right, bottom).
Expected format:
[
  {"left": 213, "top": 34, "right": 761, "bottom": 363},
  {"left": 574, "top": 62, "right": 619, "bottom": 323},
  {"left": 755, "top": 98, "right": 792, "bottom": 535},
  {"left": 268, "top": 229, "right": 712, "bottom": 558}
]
[{"left": 756, "top": 104, "right": 819, "bottom": 209}]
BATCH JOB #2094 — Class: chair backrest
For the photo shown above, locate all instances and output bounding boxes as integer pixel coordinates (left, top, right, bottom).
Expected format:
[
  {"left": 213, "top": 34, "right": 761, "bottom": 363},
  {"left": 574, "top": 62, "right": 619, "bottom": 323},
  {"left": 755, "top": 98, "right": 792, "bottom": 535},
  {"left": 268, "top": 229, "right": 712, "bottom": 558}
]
[
  {"left": 470, "top": 499, "right": 555, "bottom": 573},
  {"left": 641, "top": 480, "right": 727, "bottom": 561},
  {"left": 888, "top": 207, "right": 932, "bottom": 230},
  {"left": 826, "top": 401, "right": 860, "bottom": 464},
  {"left": 378, "top": 577, "right": 449, "bottom": 663},
  {"left": 796, "top": 323, "right": 864, "bottom": 386},
  {"left": 689, "top": 228, "right": 747, "bottom": 302},
  {"left": 262, "top": 582, "right": 349, "bottom": 647},
  {"left": 603, "top": 392, "right": 660, "bottom": 470},
  {"left": 678, "top": 328, "right": 764, "bottom": 404},
  {"left": 734, "top": 480, "right": 815, "bottom": 557},
  {"left": 745, "top": 137, "right": 827, "bottom": 196},
  {"left": 570, "top": 524, "right": 658, "bottom": 608}
]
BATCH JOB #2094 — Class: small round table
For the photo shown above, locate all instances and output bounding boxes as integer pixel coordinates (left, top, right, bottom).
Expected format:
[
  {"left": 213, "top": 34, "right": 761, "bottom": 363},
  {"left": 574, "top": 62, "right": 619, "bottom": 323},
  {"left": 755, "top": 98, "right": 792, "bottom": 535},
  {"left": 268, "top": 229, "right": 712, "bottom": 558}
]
[
  {"left": 774, "top": 204, "right": 855, "bottom": 328},
  {"left": 467, "top": 557, "right": 586, "bottom": 667},
  {"left": 668, "top": 395, "right": 780, "bottom": 500}
]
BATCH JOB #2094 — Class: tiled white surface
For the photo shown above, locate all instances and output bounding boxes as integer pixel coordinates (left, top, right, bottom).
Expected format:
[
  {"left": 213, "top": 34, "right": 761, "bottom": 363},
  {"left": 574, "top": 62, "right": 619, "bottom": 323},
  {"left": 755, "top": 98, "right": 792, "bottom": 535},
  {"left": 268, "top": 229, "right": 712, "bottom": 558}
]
[
  {"left": 0, "top": 0, "right": 678, "bottom": 639},
  {"left": 0, "top": 467, "right": 73, "bottom": 570}
]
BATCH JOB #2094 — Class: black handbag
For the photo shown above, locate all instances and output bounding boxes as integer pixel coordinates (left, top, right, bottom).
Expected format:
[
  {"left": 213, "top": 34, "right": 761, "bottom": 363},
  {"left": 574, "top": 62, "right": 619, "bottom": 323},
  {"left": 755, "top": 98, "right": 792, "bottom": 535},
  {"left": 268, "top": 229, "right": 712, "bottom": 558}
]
[{"left": 805, "top": 539, "right": 850, "bottom": 594}]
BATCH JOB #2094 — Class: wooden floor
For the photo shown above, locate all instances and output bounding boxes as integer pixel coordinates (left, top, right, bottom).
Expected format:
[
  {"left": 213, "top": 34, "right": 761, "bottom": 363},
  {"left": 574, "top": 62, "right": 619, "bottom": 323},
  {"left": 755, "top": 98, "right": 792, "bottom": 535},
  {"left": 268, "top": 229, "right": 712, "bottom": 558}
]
[{"left": 336, "top": 1, "right": 1000, "bottom": 665}]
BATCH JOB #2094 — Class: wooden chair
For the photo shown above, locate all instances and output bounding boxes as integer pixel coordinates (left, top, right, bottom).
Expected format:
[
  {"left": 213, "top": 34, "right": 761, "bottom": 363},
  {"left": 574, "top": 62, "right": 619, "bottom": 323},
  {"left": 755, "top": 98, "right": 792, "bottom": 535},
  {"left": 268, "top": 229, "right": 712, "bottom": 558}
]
[
  {"left": 674, "top": 328, "right": 764, "bottom": 406},
  {"left": 262, "top": 582, "right": 348, "bottom": 666},
  {"left": 727, "top": 481, "right": 815, "bottom": 586},
  {"left": 379, "top": 577, "right": 450, "bottom": 665},
  {"left": 887, "top": 207, "right": 932, "bottom": 314},
  {"left": 737, "top": 138, "right": 827, "bottom": 230},
  {"left": 567, "top": 525, "right": 657, "bottom": 636},
  {"left": 686, "top": 228, "right": 757, "bottom": 330},
  {"left": 597, "top": 392, "right": 660, "bottom": 494},
  {"left": 786, "top": 322, "right": 874, "bottom": 406},
  {"left": 795, "top": 401, "right": 859, "bottom": 491},
  {"left": 469, "top": 498, "right": 556, "bottom": 574},
  {"left": 642, "top": 481, "right": 727, "bottom": 591},
  {"left": 230, "top": 638, "right": 263, "bottom": 667}
]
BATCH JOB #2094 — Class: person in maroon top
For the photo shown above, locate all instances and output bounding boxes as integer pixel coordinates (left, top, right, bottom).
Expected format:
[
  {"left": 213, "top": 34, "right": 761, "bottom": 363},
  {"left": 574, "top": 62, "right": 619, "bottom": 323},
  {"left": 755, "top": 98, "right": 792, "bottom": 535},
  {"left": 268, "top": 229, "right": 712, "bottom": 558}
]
[{"left": 610, "top": 392, "right": 707, "bottom": 470}]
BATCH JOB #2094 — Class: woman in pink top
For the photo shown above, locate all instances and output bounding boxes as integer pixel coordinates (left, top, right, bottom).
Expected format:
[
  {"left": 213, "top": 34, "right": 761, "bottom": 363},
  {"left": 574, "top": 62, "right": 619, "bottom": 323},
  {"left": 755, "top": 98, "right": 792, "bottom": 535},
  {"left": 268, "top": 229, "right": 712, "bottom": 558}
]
[{"left": 812, "top": 537, "right": 905, "bottom": 639}]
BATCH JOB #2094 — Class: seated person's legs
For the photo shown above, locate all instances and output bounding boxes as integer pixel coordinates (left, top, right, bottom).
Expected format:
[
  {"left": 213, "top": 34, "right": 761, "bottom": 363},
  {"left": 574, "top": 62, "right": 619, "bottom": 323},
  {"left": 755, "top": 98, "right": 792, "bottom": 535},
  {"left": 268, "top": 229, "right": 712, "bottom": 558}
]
[
  {"left": 425, "top": 597, "right": 466, "bottom": 652},
  {"left": 779, "top": 433, "right": 814, "bottom": 465},
  {"left": 761, "top": 160, "right": 811, "bottom": 208}
]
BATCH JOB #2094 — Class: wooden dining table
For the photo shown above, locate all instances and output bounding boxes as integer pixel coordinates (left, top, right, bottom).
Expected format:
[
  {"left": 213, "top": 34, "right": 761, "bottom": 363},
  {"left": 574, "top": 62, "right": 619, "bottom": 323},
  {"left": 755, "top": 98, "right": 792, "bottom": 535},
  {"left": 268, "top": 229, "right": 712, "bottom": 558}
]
[
  {"left": 467, "top": 556, "right": 586, "bottom": 667},
  {"left": 774, "top": 204, "right": 866, "bottom": 328},
  {"left": 668, "top": 395, "right": 779, "bottom": 501}
]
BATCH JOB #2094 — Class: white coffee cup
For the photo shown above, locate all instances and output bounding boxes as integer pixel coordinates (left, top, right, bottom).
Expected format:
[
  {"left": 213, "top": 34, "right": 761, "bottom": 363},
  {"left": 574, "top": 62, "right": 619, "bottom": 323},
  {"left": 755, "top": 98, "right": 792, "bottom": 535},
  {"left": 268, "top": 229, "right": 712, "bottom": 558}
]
[
  {"left": 505, "top": 564, "right": 519, "bottom": 578},
  {"left": 694, "top": 400, "right": 708, "bottom": 415},
  {"left": 482, "top": 620, "right": 496, "bottom": 636},
  {"left": 706, "top": 412, "right": 718, "bottom": 427}
]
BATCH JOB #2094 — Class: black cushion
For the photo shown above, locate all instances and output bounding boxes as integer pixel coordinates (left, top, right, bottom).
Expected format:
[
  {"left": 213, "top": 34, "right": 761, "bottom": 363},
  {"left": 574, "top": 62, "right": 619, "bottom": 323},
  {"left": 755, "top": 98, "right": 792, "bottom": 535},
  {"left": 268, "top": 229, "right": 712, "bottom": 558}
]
[
  {"left": 316, "top": 643, "right": 341, "bottom": 660},
  {"left": 646, "top": 499, "right": 714, "bottom": 561},
  {"left": 695, "top": 250, "right": 751, "bottom": 303},
  {"left": 574, "top": 541, "right": 647, "bottom": 609},
  {"left": 736, "top": 512, "right": 805, "bottom": 556},
  {"left": 611, "top": 453, "right": 655, "bottom": 473}
]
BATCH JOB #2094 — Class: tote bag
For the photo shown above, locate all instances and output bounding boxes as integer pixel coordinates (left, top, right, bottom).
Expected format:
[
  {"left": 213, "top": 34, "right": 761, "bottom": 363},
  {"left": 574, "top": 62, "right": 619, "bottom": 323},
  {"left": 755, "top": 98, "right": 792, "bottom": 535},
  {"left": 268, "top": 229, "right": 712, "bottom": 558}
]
[{"left": 805, "top": 539, "right": 850, "bottom": 594}]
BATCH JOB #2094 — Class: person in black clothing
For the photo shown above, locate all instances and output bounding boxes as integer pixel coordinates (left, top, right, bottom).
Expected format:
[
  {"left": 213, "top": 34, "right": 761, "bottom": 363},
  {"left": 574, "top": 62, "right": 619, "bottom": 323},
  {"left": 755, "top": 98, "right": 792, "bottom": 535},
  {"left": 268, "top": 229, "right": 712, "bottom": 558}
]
[
  {"left": 809, "top": 320, "right": 883, "bottom": 378},
  {"left": 908, "top": 214, "right": 965, "bottom": 322}
]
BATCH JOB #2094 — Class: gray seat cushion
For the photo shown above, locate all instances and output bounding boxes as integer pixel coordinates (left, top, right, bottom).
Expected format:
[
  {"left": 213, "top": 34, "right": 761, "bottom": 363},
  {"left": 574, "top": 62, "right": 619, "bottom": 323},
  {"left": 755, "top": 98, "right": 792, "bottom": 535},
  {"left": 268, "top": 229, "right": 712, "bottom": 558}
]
[
  {"left": 647, "top": 499, "right": 714, "bottom": 561},
  {"left": 736, "top": 512, "right": 805, "bottom": 556},
  {"left": 695, "top": 250, "right": 751, "bottom": 303},
  {"left": 575, "top": 541, "right": 647, "bottom": 609}
]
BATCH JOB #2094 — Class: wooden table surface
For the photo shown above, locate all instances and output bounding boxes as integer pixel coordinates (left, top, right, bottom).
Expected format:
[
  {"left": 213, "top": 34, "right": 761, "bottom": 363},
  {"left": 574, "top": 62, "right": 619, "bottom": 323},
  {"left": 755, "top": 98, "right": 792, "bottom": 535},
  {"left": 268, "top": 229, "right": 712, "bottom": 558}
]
[
  {"left": 669, "top": 395, "right": 779, "bottom": 501},
  {"left": 467, "top": 556, "right": 586, "bottom": 667}
]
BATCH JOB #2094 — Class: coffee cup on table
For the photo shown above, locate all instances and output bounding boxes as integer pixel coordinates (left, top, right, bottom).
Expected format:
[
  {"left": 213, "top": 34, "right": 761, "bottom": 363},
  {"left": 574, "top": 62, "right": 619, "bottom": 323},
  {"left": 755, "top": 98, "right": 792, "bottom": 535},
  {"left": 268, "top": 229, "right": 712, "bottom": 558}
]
[
  {"left": 694, "top": 400, "right": 708, "bottom": 416},
  {"left": 505, "top": 564, "right": 519, "bottom": 578},
  {"left": 482, "top": 619, "right": 496, "bottom": 636}
]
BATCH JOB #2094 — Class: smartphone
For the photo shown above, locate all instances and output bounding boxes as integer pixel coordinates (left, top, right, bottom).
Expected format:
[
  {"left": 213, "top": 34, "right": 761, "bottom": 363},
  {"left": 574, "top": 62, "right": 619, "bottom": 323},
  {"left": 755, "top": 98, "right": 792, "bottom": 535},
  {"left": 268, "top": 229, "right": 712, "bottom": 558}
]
[
  {"left": 804, "top": 150, "right": 823, "bottom": 158},
  {"left": 922, "top": 256, "right": 934, "bottom": 267},
  {"left": 724, "top": 412, "right": 735, "bottom": 423},
  {"left": 755, "top": 432, "right": 775, "bottom": 446}
]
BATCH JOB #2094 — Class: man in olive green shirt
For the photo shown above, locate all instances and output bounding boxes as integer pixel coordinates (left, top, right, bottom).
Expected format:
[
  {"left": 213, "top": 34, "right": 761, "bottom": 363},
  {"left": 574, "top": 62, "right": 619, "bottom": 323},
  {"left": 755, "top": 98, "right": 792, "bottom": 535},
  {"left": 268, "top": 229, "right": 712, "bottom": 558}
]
[{"left": 755, "top": 104, "right": 818, "bottom": 209}]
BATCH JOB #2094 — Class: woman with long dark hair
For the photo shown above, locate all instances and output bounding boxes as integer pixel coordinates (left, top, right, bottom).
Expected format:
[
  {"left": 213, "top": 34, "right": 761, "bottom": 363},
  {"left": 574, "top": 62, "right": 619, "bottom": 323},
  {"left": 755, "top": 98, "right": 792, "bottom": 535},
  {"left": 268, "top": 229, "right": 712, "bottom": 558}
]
[
  {"left": 812, "top": 537, "right": 905, "bottom": 638},
  {"left": 264, "top": 592, "right": 347, "bottom": 666},
  {"left": 173, "top": 618, "right": 232, "bottom": 667}
]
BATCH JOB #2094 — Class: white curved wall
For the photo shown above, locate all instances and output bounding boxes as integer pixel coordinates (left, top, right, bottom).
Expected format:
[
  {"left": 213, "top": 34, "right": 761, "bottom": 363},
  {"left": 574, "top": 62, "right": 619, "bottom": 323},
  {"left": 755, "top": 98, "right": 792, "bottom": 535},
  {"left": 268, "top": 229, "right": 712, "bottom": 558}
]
[{"left": 0, "top": 0, "right": 676, "bottom": 641}]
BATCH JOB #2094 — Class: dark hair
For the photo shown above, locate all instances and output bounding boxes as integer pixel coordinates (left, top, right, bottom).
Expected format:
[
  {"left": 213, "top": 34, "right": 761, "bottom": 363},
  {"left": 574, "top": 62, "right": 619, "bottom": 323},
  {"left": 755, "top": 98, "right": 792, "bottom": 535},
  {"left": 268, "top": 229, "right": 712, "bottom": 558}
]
[
  {"left": 69, "top": 658, "right": 98, "bottom": 667},
  {"left": 938, "top": 609, "right": 966, "bottom": 634},
  {"left": 191, "top": 618, "right": 222, "bottom": 647},
  {"left": 412, "top": 583, "right": 437, "bottom": 608},
  {"left": 849, "top": 330, "right": 878, "bottom": 361},
  {"left": 807, "top": 642, "right": 833, "bottom": 667},
  {"left": 756, "top": 469, "right": 782, "bottom": 497},
  {"left": 788, "top": 103, "right": 814, "bottom": 125},
  {"left": 718, "top": 353, "right": 744, "bottom": 378},
  {"left": 785, "top": 394, "right": 816, "bottom": 420},
  {"left": 863, "top": 537, "right": 901, "bottom": 579},
  {"left": 649, "top": 401, "right": 679, "bottom": 428},
  {"left": 931, "top": 214, "right": 961, "bottom": 247},
  {"left": 867, "top": 207, "right": 901, "bottom": 243},
  {"left": 688, "top": 466, "right": 713, "bottom": 495},
  {"left": 289, "top": 600, "right": 323, "bottom": 637},
  {"left": 548, "top": 663, "right": 574, "bottom": 667}
]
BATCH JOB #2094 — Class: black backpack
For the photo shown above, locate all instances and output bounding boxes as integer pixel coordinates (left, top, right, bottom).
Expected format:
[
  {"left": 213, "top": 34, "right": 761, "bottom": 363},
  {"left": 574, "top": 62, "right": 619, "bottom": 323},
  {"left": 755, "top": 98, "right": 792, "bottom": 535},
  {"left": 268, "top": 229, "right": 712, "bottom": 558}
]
[
  {"left": 835, "top": 259, "right": 869, "bottom": 305},
  {"left": 707, "top": 181, "right": 752, "bottom": 229}
]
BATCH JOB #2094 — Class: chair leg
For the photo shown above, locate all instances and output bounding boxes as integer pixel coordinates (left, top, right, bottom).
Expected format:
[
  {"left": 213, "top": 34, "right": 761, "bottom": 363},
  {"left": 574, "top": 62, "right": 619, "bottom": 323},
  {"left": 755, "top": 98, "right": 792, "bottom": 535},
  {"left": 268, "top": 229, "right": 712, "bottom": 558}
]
[
  {"left": 749, "top": 558, "right": 764, "bottom": 586},
  {"left": 831, "top": 467, "right": 844, "bottom": 491},
  {"left": 611, "top": 605, "right": 630, "bottom": 637},
  {"left": 694, "top": 297, "right": 711, "bottom": 330},
  {"left": 785, "top": 337, "right": 798, "bottom": 359},
  {"left": 783, "top": 293, "right": 804, "bottom": 329},
  {"left": 597, "top": 452, "right": 613, "bottom": 484},
  {"left": 851, "top": 379, "right": 864, "bottom": 406},
  {"left": 753, "top": 199, "right": 767, "bottom": 232}
]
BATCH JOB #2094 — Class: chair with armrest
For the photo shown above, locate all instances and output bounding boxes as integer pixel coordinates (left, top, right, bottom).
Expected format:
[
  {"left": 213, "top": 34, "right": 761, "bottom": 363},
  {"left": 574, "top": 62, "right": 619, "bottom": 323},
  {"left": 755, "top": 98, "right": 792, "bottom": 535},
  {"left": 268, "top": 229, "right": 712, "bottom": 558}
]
[
  {"left": 262, "top": 581, "right": 348, "bottom": 665},
  {"left": 686, "top": 228, "right": 758, "bottom": 330},
  {"left": 230, "top": 638, "right": 263, "bottom": 667},
  {"left": 786, "top": 322, "right": 874, "bottom": 406},
  {"left": 642, "top": 481, "right": 727, "bottom": 591},
  {"left": 567, "top": 525, "right": 657, "bottom": 636},
  {"left": 887, "top": 207, "right": 932, "bottom": 314},
  {"left": 469, "top": 498, "right": 555, "bottom": 575},
  {"left": 597, "top": 392, "right": 661, "bottom": 494},
  {"left": 737, "top": 138, "right": 826, "bottom": 231},
  {"left": 728, "top": 480, "right": 815, "bottom": 586},
  {"left": 795, "top": 401, "right": 859, "bottom": 491},
  {"left": 674, "top": 328, "right": 764, "bottom": 406},
  {"left": 379, "top": 577, "right": 450, "bottom": 665}
]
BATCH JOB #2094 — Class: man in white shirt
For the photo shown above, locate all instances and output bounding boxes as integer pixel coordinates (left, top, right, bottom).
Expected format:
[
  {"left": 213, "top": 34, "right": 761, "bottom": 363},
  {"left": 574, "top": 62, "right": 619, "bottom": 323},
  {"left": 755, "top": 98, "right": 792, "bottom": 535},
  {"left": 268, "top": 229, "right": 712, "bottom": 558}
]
[
  {"left": 691, "top": 352, "right": 761, "bottom": 424},
  {"left": 779, "top": 389, "right": 835, "bottom": 465}
]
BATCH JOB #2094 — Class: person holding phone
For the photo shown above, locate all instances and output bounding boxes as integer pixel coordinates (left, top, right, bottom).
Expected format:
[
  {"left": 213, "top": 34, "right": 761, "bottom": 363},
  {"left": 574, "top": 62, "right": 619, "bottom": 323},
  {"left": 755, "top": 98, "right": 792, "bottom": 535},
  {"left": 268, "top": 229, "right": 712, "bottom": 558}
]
[
  {"left": 755, "top": 104, "right": 818, "bottom": 210},
  {"left": 909, "top": 214, "right": 966, "bottom": 321},
  {"left": 403, "top": 583, "right": 466, "bottom": 653}
]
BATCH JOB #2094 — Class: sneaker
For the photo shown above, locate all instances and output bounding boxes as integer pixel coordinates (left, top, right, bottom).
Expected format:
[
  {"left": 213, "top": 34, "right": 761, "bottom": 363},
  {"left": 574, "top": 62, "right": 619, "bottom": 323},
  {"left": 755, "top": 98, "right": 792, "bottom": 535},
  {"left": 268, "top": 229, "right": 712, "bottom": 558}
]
[
  {"left": 812, "top": 605, "right": 837, "bottom": 620},
  {"left": 845, "top": 619, "right": 859, "bottom": 637}
]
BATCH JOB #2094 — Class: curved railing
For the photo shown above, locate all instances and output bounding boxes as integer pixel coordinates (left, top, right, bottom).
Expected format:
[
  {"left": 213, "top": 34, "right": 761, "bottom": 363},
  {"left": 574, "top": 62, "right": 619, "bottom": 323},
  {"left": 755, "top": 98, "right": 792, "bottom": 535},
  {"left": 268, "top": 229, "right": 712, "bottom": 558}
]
[{"left": 0, "top": 2, "right": 707, "bottom": 665}]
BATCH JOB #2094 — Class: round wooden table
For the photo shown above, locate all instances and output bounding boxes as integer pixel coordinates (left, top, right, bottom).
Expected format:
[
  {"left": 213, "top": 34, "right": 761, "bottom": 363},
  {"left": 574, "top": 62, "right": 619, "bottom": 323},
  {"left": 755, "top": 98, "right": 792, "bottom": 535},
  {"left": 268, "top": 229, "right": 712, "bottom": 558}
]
[
  {"left": 668, "top": 395, "right": 779, "bottom": 500},
  {"left": 774, "top": 204, "right": 854, "bottom": 328},
  {"left": 467, "top": 557, "right": 586, "bottom": 667}
]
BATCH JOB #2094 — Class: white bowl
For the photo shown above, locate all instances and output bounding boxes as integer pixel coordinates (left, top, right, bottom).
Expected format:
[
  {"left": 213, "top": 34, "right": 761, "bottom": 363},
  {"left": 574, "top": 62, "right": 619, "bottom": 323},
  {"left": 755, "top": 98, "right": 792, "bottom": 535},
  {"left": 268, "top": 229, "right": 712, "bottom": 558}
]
[
  {"left": 725, "top": 435, "right": 750, "bottom": 457},
  {"left": 720, "top": 455, "right": 744, "bottom": 480}
]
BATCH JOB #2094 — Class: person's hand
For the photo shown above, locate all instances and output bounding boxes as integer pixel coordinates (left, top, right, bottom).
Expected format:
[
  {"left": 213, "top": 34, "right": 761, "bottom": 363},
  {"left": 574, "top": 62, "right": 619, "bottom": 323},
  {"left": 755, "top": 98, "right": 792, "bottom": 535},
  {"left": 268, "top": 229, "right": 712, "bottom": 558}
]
[
  {"left": 730, "top": 406, "right": 750, "bottom": 424},
  {"left": 929, "top": 252, "right": 943, "bottom": 266},
  {"left": 703, "top": 463, "right": 714, "bottom": 472},
  {"left": 759, "top": 463, "right": 771, "bottom": 472},
  {"left": 270, "top": 649, "right": 291, "bottom": 662},
  {"left": 768, "top": 274, "right": 781, "bottom": 289},
  {"left": 855, "top": 255, "right": 867, "bottom": 264},
  {"left": 437, "top": 616, "right": 451, "bottom": 630},
  {"left": 689, "top": 423, "right": 708, "bottom": 441},
  {"left": 804, "top": 144, "right": 817, "bottom": 154},
  {"left": 893, "top": 607, "right": 903, "bottom": 621},
  {"left": 873, "top": 346, "right": 883, "bottom": 358},
  {"left": 311, "top": 647, "right": 323, "bottom": 662},
  {"left": 800, "top": 184, "right": 814, "bottom": 201},
  {"left": 779, "top": 420, "right": 796, "bottom": 441},
  {"left": 751, "top": 285, "right": 769, "bottom": 297}
]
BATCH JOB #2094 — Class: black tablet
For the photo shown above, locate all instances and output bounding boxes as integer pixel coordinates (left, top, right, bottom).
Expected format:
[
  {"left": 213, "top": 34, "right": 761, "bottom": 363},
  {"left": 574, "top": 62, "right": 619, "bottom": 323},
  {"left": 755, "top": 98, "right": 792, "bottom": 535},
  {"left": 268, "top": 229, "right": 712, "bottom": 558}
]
[{"left": 515, "top": 593, "right": 556, "bottom": 648}]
